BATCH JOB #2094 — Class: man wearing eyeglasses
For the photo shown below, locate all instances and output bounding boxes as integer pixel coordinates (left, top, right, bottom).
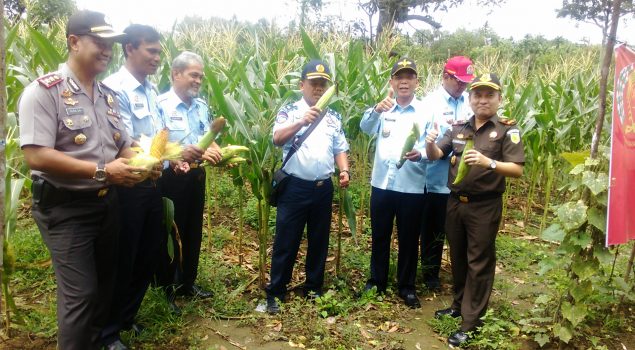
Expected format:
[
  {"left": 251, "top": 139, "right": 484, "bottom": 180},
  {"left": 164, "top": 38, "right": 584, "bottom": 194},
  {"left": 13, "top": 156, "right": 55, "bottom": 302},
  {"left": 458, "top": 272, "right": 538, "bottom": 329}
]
[{"left": 418, "top": 56, "right": 475, "bottom": 292}]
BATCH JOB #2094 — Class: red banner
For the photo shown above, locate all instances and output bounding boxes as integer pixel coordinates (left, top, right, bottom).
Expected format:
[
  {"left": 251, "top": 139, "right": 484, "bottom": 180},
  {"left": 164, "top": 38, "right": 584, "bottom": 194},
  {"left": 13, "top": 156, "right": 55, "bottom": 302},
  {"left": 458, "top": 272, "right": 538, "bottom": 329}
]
[{"left": 607, "top": 44, "right": 635, "bottom": 246}]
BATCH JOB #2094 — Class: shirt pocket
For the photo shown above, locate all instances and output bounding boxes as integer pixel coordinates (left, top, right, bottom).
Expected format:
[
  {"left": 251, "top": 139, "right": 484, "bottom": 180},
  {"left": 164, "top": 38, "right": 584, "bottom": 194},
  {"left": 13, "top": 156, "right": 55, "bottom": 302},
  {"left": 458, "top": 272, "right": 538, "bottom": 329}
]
[
  {"left": 452, "top": 138, "right": 467, "bottom": 155},
  {"left": 165, "top": 115, "right": 187, "bottom": 131},
  {"left": 479, "top": 138, "right": 501, "bottom": 158},
  {"left": 60, "top": 114, "right": 92, "bottom": 132}
]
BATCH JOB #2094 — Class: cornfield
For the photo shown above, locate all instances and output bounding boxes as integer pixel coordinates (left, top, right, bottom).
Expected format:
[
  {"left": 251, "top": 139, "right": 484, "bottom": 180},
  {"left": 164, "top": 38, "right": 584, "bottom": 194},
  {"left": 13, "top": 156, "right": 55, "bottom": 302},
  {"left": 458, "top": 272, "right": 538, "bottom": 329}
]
[{"left": 3, "top": 17, "right": 622, "bottom": 347}]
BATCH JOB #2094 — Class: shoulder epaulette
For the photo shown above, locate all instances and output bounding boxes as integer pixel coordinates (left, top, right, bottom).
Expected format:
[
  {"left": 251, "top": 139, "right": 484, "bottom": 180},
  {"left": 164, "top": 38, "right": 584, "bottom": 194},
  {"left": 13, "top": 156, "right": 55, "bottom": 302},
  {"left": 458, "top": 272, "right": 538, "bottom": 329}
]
[
  {"left": 498, "top": 117, "right": 517, "bottom": 126},
  {"left": 37, "top": 73, "right": 63, "bottom": 88},
  {"left": 452, "top": 119, "right": 468, "bottom": 126}
]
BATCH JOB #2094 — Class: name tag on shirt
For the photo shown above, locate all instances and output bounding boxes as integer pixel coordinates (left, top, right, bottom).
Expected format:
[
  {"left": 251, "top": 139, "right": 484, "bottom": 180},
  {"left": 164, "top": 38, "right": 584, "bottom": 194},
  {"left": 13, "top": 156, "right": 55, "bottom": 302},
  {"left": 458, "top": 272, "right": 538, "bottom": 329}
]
[
  {"left": 66, "top": 107, "right": 84, "bottom": 115},
  {"left": 134, "top": 103, "right": 144, "bottom": 109}
]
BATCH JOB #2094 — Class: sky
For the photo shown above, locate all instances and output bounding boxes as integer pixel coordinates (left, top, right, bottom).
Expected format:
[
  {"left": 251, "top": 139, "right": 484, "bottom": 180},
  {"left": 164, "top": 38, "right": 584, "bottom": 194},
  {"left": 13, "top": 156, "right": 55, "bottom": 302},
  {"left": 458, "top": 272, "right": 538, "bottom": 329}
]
[{"left": 75, "top": 0, "right": 634, "bottom": 45}]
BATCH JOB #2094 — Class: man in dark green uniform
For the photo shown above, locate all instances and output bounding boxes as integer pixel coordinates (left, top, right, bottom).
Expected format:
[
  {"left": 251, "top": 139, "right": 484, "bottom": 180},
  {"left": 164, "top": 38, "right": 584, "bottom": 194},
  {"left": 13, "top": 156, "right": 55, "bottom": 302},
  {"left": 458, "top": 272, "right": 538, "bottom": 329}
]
[
  {"left": 424, "top": 73, "right": 524, "bottom": 347},
  {"left": 18, "top": 10, "right": 147, "bottom": 350}
]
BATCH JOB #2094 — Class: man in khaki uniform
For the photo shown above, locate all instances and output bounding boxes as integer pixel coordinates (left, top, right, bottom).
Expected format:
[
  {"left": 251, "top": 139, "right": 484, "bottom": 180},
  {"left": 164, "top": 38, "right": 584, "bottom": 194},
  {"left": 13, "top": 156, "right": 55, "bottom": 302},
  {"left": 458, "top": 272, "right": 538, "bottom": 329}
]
[
  {"left": 18, "top": 10, "right": 147, "bottom": 350},
  {"left": 424, "top": 73, "right": 524, "bottom": 347}
]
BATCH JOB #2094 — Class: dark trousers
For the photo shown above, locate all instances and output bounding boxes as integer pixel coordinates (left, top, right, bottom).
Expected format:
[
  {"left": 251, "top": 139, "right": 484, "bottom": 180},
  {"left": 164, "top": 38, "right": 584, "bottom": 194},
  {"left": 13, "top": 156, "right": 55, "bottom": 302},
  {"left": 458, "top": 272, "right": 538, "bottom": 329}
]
[
  {"left": 101, "top": 182, "right": 164, "bottom": 345},
  {"left": 266, "top": 176, "right": 334, "bottom": 299},
  {"left": 367, "top": 187, "right": 425, "bottom": 294},
  {"left": 32, "top": 189, "right": 119, "bottom": 350},
  {"left": 419, "top": 192, "right": 449, "bottom": 283},
  {"left": 157, "top": 167, "right": 206, "bottom": 290},
  {"left": 445, "top": 195, "right": 502, "bottom": 331}
]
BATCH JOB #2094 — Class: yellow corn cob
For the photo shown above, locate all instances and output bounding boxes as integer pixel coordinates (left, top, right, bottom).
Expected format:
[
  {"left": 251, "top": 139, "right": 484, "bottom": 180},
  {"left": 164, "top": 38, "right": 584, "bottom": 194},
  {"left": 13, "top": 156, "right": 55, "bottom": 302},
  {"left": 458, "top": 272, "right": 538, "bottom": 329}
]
[{"left": 150, "top": 128, "right": 169, "bottom": 158}]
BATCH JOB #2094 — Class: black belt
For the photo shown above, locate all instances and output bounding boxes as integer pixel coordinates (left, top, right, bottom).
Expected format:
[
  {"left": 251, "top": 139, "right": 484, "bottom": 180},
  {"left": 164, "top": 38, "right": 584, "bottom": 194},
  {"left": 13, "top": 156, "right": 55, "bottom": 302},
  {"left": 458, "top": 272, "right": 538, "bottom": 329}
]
[
  {"left": 450, "top": 192, "right": 501, "bottom": 203},
  {"left": 32, "top": 176, "right": 110, "bottom": 207},
  {"left": 291, "top": 175, "right": 332, "bottom": 187}
]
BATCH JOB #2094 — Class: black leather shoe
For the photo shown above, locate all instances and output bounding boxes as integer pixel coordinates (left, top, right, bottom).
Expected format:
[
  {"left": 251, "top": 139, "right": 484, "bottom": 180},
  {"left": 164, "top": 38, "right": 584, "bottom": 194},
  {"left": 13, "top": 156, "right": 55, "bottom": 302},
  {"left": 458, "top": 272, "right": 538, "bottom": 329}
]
[
  {"left": 178, "top": 284, "right": 213, "bottom": 298},
  {"left": 105, "top": 339, "right": 129, "bottom": 350},
  {"left": 435, "top": 307, "right": 461, "bottom": 319},
  {"left": 266, "top": 298, "right": 280, "bottom": 314},
  {"left": 399, "top": 292, "right": 421, "bottom": 309},
  {"left": 448, "top": 330, "right": 470, "bottom": 347}
]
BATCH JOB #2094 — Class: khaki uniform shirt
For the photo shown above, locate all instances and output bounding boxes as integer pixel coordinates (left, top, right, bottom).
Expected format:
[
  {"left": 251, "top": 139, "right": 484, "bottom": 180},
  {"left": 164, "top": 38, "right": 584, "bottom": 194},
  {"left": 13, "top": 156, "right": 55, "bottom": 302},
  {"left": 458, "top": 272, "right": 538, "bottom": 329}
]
[
  {"left": 19, "top": 64, "right": 131, "bottom": 191},
  {"left": 436, "top": 114, "right": 524, "bottom": 195}
]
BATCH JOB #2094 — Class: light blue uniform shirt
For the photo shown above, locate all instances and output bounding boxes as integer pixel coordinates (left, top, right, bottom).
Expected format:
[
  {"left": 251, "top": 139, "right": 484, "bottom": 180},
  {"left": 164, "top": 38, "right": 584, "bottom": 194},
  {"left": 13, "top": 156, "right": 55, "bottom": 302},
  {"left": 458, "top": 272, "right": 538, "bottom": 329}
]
[
  {"left": 157, "top": 88, "right": 210, "bottom": 144},
  {"left": 420, "top": 87, "right": 473, "bottom": 194},
  {"left": 273, "top": 98, "right": 349, "bottom": 181},
  {"left": 103, "top": 66, "right": 163, "bottom": 140},
  {"left": 360, "top": 99, "right": 428, "bottom": 194}
]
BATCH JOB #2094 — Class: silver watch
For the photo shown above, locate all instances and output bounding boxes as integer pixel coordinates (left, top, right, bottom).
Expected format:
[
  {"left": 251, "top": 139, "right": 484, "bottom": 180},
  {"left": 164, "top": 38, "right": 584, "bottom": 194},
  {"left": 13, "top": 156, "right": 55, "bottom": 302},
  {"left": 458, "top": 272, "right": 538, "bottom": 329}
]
[
  {"left": 489, "top": 159, "right": 497, "bottom": 170},
  {"left": 94, "top": 163, "right": 107, "bottom": 182}
]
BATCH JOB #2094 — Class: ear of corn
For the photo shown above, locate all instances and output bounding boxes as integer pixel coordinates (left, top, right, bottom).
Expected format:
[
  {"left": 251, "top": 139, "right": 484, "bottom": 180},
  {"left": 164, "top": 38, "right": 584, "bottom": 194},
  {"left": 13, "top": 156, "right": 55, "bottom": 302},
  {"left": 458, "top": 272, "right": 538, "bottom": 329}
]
[
  {"left": 315, "top": 84, "right": 337, "bottom": 111},
  {"left": 396, "top": 122, "right": 420, "bottom": 169},
  {"left": 129, "top": 129, "right": 183, "bottom": 170},
  {"left": 201, "top": 144, "right": 250, "bottom": 167},
  {"left": 197, "top": 116, "right": 227, "bottom": 150},
  {"left": 150, "top": 128, "right": 169, "bottom": 158},
  {"left": 452, "top": 138, "right": 474, "bottom": 185}
]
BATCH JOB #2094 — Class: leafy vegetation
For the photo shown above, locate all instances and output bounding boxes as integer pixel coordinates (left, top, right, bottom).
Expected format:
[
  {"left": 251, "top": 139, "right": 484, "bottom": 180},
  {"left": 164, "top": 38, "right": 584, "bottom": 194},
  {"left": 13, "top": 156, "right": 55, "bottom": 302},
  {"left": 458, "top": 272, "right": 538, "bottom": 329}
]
[{"left": 2, "top": 14, "right": 635, "bottom": 350}]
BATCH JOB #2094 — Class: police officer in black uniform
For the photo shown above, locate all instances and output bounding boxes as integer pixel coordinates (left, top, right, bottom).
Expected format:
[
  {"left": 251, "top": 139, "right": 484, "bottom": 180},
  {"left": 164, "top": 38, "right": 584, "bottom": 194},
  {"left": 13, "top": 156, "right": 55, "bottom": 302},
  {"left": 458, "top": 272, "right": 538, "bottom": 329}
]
[
  {"left": 18, "top": 10, "right": 147, "bottom": 350},
  {"left": 424, "top": 73, "right": 524, "bottom": 347}
]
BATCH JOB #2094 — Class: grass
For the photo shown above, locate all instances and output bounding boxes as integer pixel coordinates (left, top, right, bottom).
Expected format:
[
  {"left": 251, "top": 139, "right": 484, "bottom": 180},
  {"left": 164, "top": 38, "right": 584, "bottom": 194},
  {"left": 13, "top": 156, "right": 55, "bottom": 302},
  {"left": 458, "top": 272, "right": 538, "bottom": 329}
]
[{"left": 3, "top": 181, "right": 635, "bottom": 349}]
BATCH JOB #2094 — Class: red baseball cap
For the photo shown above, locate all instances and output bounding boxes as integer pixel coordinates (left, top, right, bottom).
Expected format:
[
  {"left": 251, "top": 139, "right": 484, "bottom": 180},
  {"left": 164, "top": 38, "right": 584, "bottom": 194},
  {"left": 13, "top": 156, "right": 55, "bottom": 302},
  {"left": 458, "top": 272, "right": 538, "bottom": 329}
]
[{"left": 444, "top": 56, "right": 475, "bottom": 83}]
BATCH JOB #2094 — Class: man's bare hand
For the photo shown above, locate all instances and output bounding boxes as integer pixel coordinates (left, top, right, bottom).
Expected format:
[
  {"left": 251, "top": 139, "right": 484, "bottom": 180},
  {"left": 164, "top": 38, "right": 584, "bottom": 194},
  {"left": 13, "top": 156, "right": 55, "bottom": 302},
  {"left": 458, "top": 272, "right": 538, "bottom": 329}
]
[
  {"left": 202, "top": 146, "right": 222, "bottom": 165},
  {"left": 182, "top": 145, "right": 204, "bottom": 163},
  {"left": 105, "top": 158, "right": 145, "bottom": 187},
  {"left": 301, "top": 106, "right": 321, "bottom": 126},
  {"left": 374, "top": 87, "right": 395, "bottom": 113}
]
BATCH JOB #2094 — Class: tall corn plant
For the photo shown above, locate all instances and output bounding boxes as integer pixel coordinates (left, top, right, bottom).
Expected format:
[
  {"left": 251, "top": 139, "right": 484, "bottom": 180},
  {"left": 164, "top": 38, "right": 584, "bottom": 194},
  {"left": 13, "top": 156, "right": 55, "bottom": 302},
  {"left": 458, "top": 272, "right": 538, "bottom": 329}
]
[
  {"left": 3, "top": 19, "right": 66, "bottom": 329},
  {"left": 202, "top": 42, "right": 297, "bottom": 288}
]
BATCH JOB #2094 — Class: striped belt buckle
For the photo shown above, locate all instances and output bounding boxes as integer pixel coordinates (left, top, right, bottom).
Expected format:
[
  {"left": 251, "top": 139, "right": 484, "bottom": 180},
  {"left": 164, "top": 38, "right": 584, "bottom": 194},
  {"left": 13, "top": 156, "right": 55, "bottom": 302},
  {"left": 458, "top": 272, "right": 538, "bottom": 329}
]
[
  {"left": 459, "top": 195, "right": 469, "bottom": 203},
  {"left": 97, "top": 188, "right": 109, "bottom": 197}
]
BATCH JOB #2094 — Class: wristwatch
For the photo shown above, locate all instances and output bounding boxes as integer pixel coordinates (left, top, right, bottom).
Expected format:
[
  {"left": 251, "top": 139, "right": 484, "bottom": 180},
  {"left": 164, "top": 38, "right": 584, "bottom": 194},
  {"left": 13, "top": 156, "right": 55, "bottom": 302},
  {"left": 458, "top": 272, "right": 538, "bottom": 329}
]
[
  {"left": 94, "top": 163, "right": 107, "bottom": 182},
  {"left": 489, "top": 159, "right": 497, "bottom": 170}
]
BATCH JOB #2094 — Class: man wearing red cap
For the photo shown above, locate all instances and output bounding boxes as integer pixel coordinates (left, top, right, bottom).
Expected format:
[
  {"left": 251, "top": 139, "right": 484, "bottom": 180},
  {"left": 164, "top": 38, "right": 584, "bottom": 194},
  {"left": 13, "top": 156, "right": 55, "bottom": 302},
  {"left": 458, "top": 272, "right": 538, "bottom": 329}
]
[
  {"left": 418, "top": 56, "right": 474, "bottom": 292},
  {"left": 18, "top": 10, "right": 147, "bottom": 350}
]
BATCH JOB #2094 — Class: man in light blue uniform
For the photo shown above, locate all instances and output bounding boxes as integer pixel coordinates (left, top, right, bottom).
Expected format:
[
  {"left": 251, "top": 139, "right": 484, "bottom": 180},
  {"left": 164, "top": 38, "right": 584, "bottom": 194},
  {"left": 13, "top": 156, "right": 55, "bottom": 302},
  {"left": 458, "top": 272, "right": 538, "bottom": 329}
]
[
  {"left": 418, "top": 56, "right": 475, "bottom": 291},
  {"left": 265, "top": 59, "right": 350, "bottom": 314},
  {"left": 101, "top": 24, "right": 165, "bottom": 350},
  {"left": 157, "top": 51, "right": 221, "bottom": 303},
  {"left": 360, "top": 58, "right": 427, "bottom": 308}
]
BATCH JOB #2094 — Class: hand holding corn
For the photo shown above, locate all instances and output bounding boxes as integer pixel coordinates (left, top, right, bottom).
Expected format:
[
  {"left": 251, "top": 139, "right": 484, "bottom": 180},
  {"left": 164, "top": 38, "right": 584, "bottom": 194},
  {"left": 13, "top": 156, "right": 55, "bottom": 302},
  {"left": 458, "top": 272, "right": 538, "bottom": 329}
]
[
  {"left": 463, "top": 149, "right": 490, "bottom": 168},
  {"left": 374, "top": 87, "right": 395, "bottom": 113},
  {"left": 301, "top": 106, "right": 321, "bottom": 126},
  {"left": 104, "top": 158, "right": 146, "bottom": 187},
  {"left": 202, "top": 145, "right": 223, "bottom": 165},
  {"left": 181, "top": 145, "right": 204, "bottom": 163}
]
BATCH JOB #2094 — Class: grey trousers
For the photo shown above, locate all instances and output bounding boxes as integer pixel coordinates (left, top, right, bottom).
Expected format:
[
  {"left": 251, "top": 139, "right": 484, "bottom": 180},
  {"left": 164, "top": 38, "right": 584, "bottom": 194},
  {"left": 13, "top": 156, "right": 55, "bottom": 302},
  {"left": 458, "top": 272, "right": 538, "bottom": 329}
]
[{"left": 32, "top": 189, "right": 119, "bottom": 350}]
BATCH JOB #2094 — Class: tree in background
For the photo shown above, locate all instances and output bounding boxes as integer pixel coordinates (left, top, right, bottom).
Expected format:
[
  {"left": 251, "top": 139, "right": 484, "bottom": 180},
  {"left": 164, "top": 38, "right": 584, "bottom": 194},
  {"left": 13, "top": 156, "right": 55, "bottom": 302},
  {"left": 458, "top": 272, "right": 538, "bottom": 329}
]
[
  {"left": 557, "top": 0, "right": 634, "bottom": 44},
  {"left": 3, "top": 0, "right": 75, "bottom": 26},
  {"left": 358, "top": 0, "right": 505, "bottom": 38}
]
